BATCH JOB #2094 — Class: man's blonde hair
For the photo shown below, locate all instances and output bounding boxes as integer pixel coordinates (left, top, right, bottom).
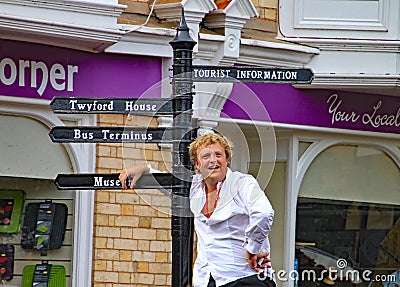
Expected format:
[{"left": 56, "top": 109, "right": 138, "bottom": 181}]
[{"left": 189, "top": 132, "right": 233, "bottom": 167}]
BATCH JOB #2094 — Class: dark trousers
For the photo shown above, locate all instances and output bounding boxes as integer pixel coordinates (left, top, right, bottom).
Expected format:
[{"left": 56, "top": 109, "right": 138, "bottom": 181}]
[{"left": 207, "top": 274, "right": 276, "bottom": 287}]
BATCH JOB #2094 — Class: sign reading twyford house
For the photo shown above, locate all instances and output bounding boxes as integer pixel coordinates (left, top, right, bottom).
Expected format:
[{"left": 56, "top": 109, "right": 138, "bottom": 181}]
[
  {"left": 50, "top": 97, "right": 173, "bottom": 115},
  {"left": 193, "top": 65, "right": 314, "bottom": 83}
]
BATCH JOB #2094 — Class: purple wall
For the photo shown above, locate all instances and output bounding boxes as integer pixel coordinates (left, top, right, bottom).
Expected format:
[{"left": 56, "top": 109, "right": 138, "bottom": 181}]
[
  {"left": 2, "top": 39, "right": 399, "bottom": 134},
  {"left": 0, "top": 40, "right": 162, "bottom": 100},
  {"left": 223, "top": 83, "right": 400, "bottom": 134}
]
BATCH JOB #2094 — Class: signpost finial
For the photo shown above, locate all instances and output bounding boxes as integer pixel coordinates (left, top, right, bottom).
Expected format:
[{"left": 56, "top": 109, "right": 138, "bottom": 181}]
[{"left": 169, "top": 7, "right": 196, "bottom": 49}]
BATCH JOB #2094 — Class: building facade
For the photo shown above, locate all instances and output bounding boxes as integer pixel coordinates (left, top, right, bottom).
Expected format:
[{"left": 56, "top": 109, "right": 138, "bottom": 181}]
[{"left": 0, "top": 0, "right": 399, "bottom": 287}]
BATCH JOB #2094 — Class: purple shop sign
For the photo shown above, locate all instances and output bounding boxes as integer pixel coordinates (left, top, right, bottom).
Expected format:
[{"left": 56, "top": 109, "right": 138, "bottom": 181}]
[
  {"left": 0, "top": 40, "right": 162, "bottom": 100},
  {"left": 2, "top": 39, "right": 399, "bottom": 135},
  {"left": 222, "top": 83, "right": 400, "bottom": 134}
]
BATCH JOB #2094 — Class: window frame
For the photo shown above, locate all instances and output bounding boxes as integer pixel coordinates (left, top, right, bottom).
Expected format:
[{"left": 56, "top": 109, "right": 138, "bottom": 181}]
[
  {"left": 283, "top": 132, "right": 400, "bottom": 287},
  {"left": 278, "top": 0, "right": 399, "bottom": 40},
  {"left": 0, "top": 96, "right": 96, "bottom": 287}
]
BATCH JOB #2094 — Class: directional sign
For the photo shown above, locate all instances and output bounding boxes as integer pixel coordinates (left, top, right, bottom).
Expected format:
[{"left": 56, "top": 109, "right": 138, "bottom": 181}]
[
  {"left": 50, "top": 97, "right": 173, "bottom": 115},
  {"left": 49, "top": 127, "right": 172, "bottom": 143},
  {"left": 54, "top": 173, "right": 174, "bottom": 190},
  {"left": 193, "top": 65, "right": 314, "bottom": 83}
]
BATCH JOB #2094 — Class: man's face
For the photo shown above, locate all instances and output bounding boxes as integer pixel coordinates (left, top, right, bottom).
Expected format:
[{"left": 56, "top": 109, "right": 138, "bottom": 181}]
[{"left": 195, "top": 143, "right": 228, "bottom": 183}]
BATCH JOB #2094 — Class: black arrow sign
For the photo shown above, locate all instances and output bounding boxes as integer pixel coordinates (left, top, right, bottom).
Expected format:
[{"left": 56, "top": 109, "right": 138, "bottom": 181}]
[
  {"left": 49, "top": 127, "right": 172, "bottom": 143},
  {"left": 193, "top": 65, "right": 314, "bottom": 83},
  {"left": 50, "top": 97, "right": 173, "bottom": 115},
  {"left": 54, "top": 173, "right": 175, "bottom": 190}
]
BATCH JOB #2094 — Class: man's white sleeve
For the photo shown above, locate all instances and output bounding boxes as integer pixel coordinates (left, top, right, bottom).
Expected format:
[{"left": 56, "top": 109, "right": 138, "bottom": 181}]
[{"left": 242, "top": 176, "right": 274, "bottom": 254}]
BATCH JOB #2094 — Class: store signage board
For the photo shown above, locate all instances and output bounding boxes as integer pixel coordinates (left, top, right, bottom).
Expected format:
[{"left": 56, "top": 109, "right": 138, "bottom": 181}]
[
  {"left": 50, "top": 97, "right": 173, "bottom": 115},
  {"left": 0, "top": 39, "right": 162, "bottom": 101},
  {"left": 49, "top": 127, "right": 172, "bottom": 143},
  {"left": 55, "top": 173, "right": 174, "bottom": 190},
  {"left": 193, "top": 65, "right": 314, "bottom": 83}
]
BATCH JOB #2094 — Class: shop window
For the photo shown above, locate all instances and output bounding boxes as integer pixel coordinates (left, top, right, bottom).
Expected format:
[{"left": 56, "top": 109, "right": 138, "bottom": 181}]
[
  {"left": 0, "top": 178, "right": 74, "bottom": 286},
  {"left": 0, "top": 114, "right": 76, "bottom": 286},
  {"left": 250, "top": 162, "right": 286, "bottom": 272},
  {"left": 296, "top": 145, "right": 400, "bottom": 286}
]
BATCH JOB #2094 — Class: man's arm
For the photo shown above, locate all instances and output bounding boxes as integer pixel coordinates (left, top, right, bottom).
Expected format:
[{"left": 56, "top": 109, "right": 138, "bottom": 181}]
[
  {"left": 119, "top": 164, "right": 171, "bottom": 201},
  {"left": 119, "top": 165, "right": 149, "bottom": 189},
  {"left": 240, "top": 175, "right": 274, "bottom": 270},
  {"left": 241, "top": 176, "right": 274, "bottom": 252}
]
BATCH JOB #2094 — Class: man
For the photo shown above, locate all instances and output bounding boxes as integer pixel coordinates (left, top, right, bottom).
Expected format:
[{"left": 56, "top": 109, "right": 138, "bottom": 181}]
[{"left": 119, "top": 133, "right": 275, "bottom": 287}]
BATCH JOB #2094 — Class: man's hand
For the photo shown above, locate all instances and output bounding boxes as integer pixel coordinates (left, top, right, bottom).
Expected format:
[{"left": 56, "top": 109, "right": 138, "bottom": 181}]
[
  {"left": 247, "top": 250, "right": 271, "bottom": 273},
  {"left": 119, "top": 165, "right": 149, "bottom": 189}
]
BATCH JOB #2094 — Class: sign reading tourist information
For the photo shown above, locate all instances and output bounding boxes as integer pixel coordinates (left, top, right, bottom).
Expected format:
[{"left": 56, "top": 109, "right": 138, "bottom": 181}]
[
  {"left": 50, "top": 97, "right": 173, "bottom": 115},
  {"left": 193, "top": 66, "right": 314, "bottom": 83},
  {"left": 55, "top": 173, "right": 174, "bottom": 190},
  {"left": 49, "top": 127, "right": 172, "bottom": 143}
]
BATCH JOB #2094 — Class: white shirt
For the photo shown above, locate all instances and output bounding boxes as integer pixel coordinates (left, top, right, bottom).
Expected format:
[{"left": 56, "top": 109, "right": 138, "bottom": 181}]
[{"left": 190, "top": 168, "right": 274, "bottom": 287}]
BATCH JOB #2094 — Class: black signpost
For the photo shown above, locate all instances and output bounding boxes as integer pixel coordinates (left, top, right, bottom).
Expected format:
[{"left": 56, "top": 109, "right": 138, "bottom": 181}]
[
  {"left": 49, "top": 9, "right": 314, "bottom": 287},
  {"left": 169, "top": 10, "right": 196, "bottom": 287},
  {"left": 49, "top": 11, "right": 197, "bottom": 287}
]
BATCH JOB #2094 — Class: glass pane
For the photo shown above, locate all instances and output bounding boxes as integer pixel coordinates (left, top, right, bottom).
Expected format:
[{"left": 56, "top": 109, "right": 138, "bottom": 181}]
[
  {"left": 299, "top": 145, "right": 400, "bottom": 205},
  {"left": 296, "top": 145, "right": 400, "bottom": 287},
  {"left": 298, "top": 141, "right": 313, "bottom": 160}
]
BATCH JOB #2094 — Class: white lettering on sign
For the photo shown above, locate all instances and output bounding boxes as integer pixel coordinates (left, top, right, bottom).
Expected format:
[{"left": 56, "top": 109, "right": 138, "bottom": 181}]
[
  {"left": 362, "top": 101, "right": 400, "bottom": 128},
  {"left": 0, "top": 57, "right": 78, "bottom": 96},
  {"left": 194, "top": 69, "right": 231, "bottom": 79},
  {"left": 125, "top": 102, "right": 157, "bottom": 112},
  {"left": 194, "top": 68, "right": 299, "bottom": 81},
  {"left": 70, "top": 100, "right": 114, "bottom": 112},
  {"left": 194, "top": 68, "right": 231, "bottom": 79},
  {"left": 0, "top": 58, "right": 17, "bottom": 85},
  {"left": 327, "top": 94, "right": 400, "bottom": 129},
  {"left": 94, "top": 177, "right": 121, "bottom": 187},
  {"left": 236, "top": 70, "right": 297, "bottom": 80},
  {"left": 327, "top": 94, "right": 360, "bottom": 124},
  {"left": 74, "top": 129, "right": 94, "bottom": 140},
  {"left": 101, "top": 129, "right": 154, "bottom": 141}
]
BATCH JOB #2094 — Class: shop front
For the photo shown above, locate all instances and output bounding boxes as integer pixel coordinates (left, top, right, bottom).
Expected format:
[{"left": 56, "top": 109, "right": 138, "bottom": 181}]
[
  {"left": 216, "top": 82, "right": 400, "bottom": 287},
  {"left": 0, "top": 39, "right": 162, "bottom": 286}
]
